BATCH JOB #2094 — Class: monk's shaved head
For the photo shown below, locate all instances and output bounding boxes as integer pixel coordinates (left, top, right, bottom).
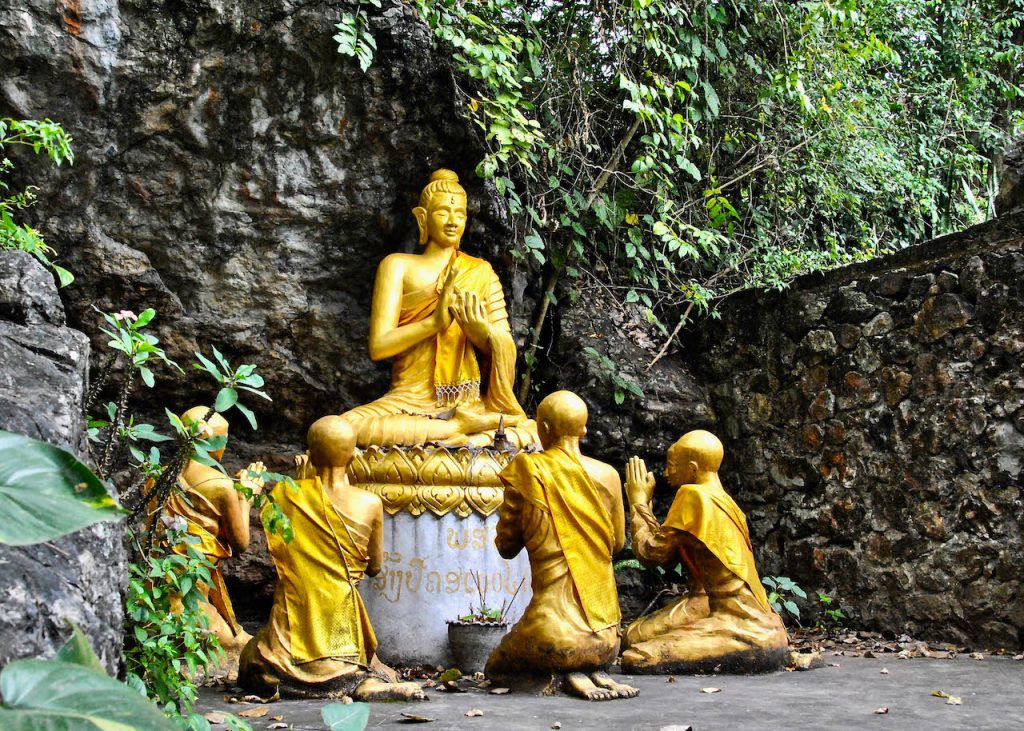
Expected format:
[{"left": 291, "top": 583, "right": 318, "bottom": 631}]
[
  {"left": 537, "top": 390, "right": 588, "bottom": 448},
  {"left": 181, "top": 406, "right": 228, "bottom": 437},
  {"left": 668, "top": 430, "right": 723, "bottom": 474},
  {"left": 308, "top": 416, "right": 358, "bottom": 468}
]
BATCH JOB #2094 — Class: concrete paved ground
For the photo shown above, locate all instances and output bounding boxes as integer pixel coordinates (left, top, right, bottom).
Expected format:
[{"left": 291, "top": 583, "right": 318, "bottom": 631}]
[{"left": 198, "top": 656, "right": 1024, "bottom": 730}]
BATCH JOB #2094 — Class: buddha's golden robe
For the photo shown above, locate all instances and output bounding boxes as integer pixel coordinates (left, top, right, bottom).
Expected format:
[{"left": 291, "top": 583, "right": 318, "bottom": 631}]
[
  {"left": 239, "top": 478, "right": 377, "bottom": 692},
  {"left": 164, "top": 483, "right": 248, "bottom": 651},
  {"left": 343, "top": 251, "right": 535, "bottom": 447},
  {"left": 486, "top": 448, "right": 620, "bottom": 676},
  {"left": 623, "top": 483, "right": 787, "bottom": 672}
]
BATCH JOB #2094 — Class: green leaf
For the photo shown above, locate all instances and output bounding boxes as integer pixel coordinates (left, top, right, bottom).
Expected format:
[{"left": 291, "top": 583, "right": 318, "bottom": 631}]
[
  {"left": 214, "top": 387, "right": 238, "bottom": 413},
  {"left": 54, "top": 625, "right": 107, "bottom": 675},
  {"left": 322, "top": 701, "right": 371, "bottom": 731},
  {"left": 51, "top": 265, "right": 74, "bottom": 288},
  {"left": 134, "top": 308, "right": 156, "bottom": 328},
  {"left": 235, "top": 402, "right": 257, "bottom": 430},
  {"left": 139, "top": 366, "right": 155, "bottom": 388},
  {"left": 0, "top": 659, "right": 176, "bottom": 730},
  {"left": 0, "top": 430, "right": 124, "bottom": 545}
]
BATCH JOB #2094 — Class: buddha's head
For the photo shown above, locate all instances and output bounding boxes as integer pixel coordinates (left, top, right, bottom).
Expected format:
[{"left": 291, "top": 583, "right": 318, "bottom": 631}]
[
  {"left": 308, "top": 416, "right": 358, "bottom": 470},
  {"left": 181, "top": 406, "right": 229, "bottom": 462},
  {"left": 536, "top": 390, "right": 588, "bottom": 449},
  {"left": 665, "top": 430, "right": 723, "bottom": 488},
  {"left": 413, "top": 168, "right": 468, "bottom": 249}
]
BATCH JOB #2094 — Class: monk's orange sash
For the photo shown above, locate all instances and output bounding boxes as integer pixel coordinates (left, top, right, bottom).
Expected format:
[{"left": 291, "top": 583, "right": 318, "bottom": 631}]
[
  {"left": 263, "top": 478, "right": 377, "bottom": 664},
  {"left": 500, "top": 448, "right": 620, "bottom": 632},
  {"left": 663, "top": 485, "right": 772, "bottom": 611}
]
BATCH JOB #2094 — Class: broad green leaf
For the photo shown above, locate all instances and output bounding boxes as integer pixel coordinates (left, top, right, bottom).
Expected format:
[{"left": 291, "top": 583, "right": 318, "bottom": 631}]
[
  {"left": 138, "top": 366, "right": 154, "bottom": 388},
  {"left": 235, "top": 402, "right": 257, "bottom": 430},
  {"left": 214, "top": 387, "right": 238, "bottom": 412},
  {"left": 322, "top": 702, "right": 371, "bottom": 731},
  {"left": 0, "top": 430, "right": 124, "bottom": 545},
  {"left": 133, "top": 308, "right": 155, "bottom": 328},
  {"left": 54, "top": 625, "right": 107, "bottom": 675},
  {"left": 0, "top": 659, "right": 175, "bottom": 730},
  {"left": 52, "top": 264, "right": 74, "bottom": 288}
]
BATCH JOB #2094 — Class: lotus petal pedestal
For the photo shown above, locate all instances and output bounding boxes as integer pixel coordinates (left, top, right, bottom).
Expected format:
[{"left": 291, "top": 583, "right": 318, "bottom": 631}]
[{"left": 349, "top": 444, "right": 532, "bottom": 667}]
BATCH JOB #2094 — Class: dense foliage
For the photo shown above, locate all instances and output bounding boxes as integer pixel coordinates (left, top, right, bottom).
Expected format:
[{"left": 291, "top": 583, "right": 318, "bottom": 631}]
[
  {"left": 0, "top": 118, "right": 74, "bottom": 286},
  {"left": 338, "top": 0, "right": 1023, "bottom": 391}
]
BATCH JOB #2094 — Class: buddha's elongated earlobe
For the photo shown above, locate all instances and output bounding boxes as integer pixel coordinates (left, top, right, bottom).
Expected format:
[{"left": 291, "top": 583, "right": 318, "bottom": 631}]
[{"left": 413, "top": 206, "right": 428, "bottom": 245}]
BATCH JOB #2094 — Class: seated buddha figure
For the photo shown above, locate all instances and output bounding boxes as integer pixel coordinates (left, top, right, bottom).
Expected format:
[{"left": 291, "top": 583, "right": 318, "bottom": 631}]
[
  {"left": 163, "top": 406, "right": 263, "bottom": 678},
  {"left": 341, "top": 168, "right": 535, "bottom": 448},
  {"left": 239, "top": 416, "right": 425, "bottom": 701},
  {"left": 621, "top": 430, "right": 789, "bottom": 673},
  {"left": 485, "top": 391, "right": 638, "bottom": 701}
]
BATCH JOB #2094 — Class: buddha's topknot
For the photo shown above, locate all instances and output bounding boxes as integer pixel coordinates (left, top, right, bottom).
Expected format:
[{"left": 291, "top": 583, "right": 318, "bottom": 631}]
[{"left": 419, "top": 168, "right": 466, "bottom": 208}]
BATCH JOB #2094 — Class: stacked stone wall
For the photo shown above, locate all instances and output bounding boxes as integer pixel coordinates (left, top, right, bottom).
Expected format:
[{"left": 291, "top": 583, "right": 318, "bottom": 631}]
[{"left": 689, "top": 212, "right": 1024, "bottom": 649}]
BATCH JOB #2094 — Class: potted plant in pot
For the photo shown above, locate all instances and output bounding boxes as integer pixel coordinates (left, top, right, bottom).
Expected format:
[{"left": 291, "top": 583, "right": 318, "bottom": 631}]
[{"left": 447, "top": 571, "right": 524, "bottom": 673}]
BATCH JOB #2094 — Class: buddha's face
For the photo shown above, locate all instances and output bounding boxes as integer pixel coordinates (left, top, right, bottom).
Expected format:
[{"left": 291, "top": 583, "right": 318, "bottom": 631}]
[{"left": 424, "top": 193, "right": 467, "bottom": 248}]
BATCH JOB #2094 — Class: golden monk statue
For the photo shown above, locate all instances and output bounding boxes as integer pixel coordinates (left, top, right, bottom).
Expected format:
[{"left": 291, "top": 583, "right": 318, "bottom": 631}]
[
  {"left": 341, "top": 168, "right": 535, "bottom": 448},
  {"left": 622, "top": 430, "right": 788, "bottom": 673},
  {"left": 485, "top": 391, "right": 637, "bottom": 701},
  {"left": 161, "top": 407, "right": 263, "bottom": 677},
  {"left": 238, "top": 416, "right": 425, "bottom": 701}
]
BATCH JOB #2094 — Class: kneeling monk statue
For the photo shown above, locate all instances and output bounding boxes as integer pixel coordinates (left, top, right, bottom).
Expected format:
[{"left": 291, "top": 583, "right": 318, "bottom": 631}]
[
  {"left": 239, "top": 416, "right": 425, "bottom": 701},
  {"left": 162, "top": 406, "right": 263, "bottom": 678},
  {"left": 485, "top": 391, "right": 638, "bottom": 701},
  {"left": 341, "top": 168, "right": 535, "bottom": 448},
  {"left": 622, "top": 430, "right": 788, "bottom": 673}
]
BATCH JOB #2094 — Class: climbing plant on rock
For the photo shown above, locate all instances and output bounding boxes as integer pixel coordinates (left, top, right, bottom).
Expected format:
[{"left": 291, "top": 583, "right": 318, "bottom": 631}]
[{"left": 337, "top": 0, "right": 1023, "bottom": 394}]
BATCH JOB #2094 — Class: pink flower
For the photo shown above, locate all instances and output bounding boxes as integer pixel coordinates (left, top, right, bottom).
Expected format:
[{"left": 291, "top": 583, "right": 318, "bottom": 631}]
[{"left": 113, "top": 310, "right": 138, "bottom": 322}]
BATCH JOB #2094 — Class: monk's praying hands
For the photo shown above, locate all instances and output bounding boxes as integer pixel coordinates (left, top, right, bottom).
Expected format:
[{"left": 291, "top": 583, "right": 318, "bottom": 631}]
[{"left": 626, "top": 455, "right": 656, "bottom": 507}]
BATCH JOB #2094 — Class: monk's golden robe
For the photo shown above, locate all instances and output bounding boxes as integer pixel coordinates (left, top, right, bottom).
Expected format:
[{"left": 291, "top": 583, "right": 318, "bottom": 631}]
[
  {"left": 486, "top": 448, "right": 620, "bottom": 676},
  {"left": 164, "top": 483, "right": 248, "bottom": 650},
  {"left": 623, "top": 482, "right": 787, "bottom": 672},
  {"left": 342, "top": 251, "right": 535, "bottom": 447},
  {"left": 239, "top": 477, "right": 377, "bottom": 693}
]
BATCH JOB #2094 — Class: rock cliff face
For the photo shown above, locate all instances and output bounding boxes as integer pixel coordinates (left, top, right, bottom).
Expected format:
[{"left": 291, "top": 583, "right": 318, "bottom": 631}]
[
  {"left": 1, "top": 0, "right": 516, "bottom": 459},
  {"left": 0, "top": 251, "right": 125, "bottom": 674},
  {"left": 689, "top": 212, "right": 1024, "bottom": 649}
]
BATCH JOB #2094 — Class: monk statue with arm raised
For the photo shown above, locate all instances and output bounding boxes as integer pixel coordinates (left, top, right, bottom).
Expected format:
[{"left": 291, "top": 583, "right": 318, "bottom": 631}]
[
  {"left": 161, "top": 406, "right": 264, "bottom": 678},
  {"left": 238, "top": 416, "right": 425, "bottom": 701},
  {"left": 622, "top": 430, "right": 789, "bottom": 673},
  {"left": 341, "top": 168, "right": 535, "bottom": 448},
  {"left": 484, "top": 391, "right": 637, "bottom": 701}
]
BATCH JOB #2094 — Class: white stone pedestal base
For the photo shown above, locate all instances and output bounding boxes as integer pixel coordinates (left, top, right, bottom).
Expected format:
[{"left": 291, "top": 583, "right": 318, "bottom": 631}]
[{"left": 359, "top": 511, "right": 532, "bottom": 667}]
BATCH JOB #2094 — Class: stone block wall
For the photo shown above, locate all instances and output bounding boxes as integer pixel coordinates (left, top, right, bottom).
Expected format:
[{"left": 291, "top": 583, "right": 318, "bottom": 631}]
[{"left": 689, "top": 212, "right": 1024, "bottom": 649}]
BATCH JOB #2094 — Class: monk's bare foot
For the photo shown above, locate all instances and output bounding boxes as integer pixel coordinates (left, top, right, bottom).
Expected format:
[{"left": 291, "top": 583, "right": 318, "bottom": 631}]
[
  {"left": 353, "top": 677, "right": 427, "bottom": 702},
  {"left": 565, "top": 672, "right": 616, "bottom": 701},
  {"left": 590, "top": 670, "right": 639, "bottom": 699}
]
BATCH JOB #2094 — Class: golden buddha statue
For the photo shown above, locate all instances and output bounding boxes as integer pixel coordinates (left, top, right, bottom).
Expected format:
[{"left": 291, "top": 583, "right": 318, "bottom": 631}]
[
  {"left": 238, "top": 416, "right": 425, "bottom": 701},
  {"left": 162, "top": 406, "right": 264, "bottom": 678},
  {"left": 485, "top": 391, "right": 638, "bottom": 701},
  {"left": 622, "top": 430, "right": 789, "bottom": 673},
  {"left": 341, "top": 168, "right": 535, "bottom": 449}
]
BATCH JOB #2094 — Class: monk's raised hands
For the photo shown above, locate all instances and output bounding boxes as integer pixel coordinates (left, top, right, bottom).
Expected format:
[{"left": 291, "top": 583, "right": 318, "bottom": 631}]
[
  {"left": 238, "top": 461, "right": 267, "bottom": 496},
  {"left": 626, "top": 455, "right": 656, "bottom": 507}
]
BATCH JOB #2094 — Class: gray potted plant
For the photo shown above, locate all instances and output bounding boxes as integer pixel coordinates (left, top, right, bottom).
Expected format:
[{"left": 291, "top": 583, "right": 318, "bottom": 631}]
[{"left": 446, "top": 571, "right": 524, "bottom": 673}]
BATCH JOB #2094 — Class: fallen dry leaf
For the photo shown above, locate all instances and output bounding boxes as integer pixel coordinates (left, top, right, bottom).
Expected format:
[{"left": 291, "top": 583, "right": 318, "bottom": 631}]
[
  {"left": 270, "top": 717, "right": 283, "bottom": 722},
  {"left": 203, "top": 712, "right": 226, "bottom": 724},
  {"left": 700, "top": 687, "right": 721, "bottom": 694},
  {"left": 880, "top": 668, "right": 889, "bottom": 675},
  {"left": 970, "top": 652, "right": 984, "bottom": 661},
  {"left": 1014, "top": 654, "right": 1023, "bottom": 661},
  {"left": 241, "top": 695, "right": 263, "bottom": 703},
  {"left": 931, "top": 690, "right": 949, "bottom": 698},
  {"left": 946, "top": 696, "right": 962, "bottom": 706},
  {"left": 874, "top": 708, "right": 889, "bottom": 715},
  {"left": 268, "top": 724, "right": 288, "bottom": 730},
  {"left": 489, "top": 687, "right": 510, "bottom": 695},
  {"left": 465, "top": 709, "right": 484, "bottom": 717},
  {"left": 237, "top": 706, "right": 269, "bottom": 719},
  {"left": 665, "top": 676, "right": 677, "bottom": 684},
  {"left": 400, "top": 712, "right": 436, "bottom": 723},
  {"left": 551, "top": 724, "right": 562, "bottom": 730}
]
